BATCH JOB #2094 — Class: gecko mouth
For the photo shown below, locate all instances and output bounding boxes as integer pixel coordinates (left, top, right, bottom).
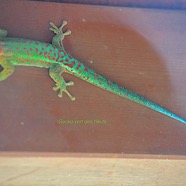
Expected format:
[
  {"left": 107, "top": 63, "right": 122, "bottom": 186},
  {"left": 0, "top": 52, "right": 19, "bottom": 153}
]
[{"left": 0, "top": 65, "right": 3, "bottom": 72}]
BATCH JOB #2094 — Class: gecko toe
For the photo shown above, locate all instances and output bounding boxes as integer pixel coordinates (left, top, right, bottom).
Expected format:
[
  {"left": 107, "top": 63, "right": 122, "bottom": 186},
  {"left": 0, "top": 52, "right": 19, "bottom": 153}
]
[
  {"left": 58, "top": 92, "right": 63, "bottom": 98},
  {"left": 71, "top": 96, "right": 76, "bottom": 101},
  {"left": 53, "top": 85, "right": 59, "bottom": 91},
  {"left": 66, "top": 81, "right": 74, "bottom": 86}
]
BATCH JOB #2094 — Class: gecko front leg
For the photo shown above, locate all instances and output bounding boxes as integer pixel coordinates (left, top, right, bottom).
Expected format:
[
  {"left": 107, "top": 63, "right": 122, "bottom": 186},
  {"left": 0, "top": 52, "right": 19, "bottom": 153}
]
[{"left": 49, "top": 20, "right": 71, "bottom": 49}]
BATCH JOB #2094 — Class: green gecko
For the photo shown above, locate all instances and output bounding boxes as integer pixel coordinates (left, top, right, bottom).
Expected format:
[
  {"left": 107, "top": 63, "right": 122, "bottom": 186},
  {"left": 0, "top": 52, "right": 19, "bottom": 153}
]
[{"left": 0, "top": 20, "right": 185, "bottom": 124}]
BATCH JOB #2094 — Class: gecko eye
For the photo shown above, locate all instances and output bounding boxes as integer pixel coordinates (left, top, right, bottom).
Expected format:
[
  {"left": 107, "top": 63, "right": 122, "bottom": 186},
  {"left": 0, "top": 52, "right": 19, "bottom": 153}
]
[{"left": 0, "top": 65, "right": 3, "bottom": 72}]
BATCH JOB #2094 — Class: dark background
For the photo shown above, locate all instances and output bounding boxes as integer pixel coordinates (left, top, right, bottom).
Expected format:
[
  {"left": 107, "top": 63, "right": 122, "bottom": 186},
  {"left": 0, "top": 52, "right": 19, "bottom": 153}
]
[{"left": 32, "top": 0, "right": 186, "bottom": 10}]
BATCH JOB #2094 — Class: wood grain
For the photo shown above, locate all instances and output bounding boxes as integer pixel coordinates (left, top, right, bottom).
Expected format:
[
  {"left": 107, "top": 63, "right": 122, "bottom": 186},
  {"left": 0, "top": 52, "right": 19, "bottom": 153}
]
[
  {"left": 0, "top": 1, "right": 186, "bottom": 155},
  {"left": 0, "top": 155, "right": 186, "bottom": 185}
]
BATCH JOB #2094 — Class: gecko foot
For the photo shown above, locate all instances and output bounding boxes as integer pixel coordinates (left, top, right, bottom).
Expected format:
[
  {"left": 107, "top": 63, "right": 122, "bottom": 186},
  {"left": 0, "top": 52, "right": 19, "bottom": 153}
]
[
  {"left": 49, "top": 20, "right": 71, "bottom": 49},
  {"left": 53, "top": 81, "right": 75, "bottom": 101},
  {"left": 49, "top": 64, "right": 75, "bottom": 100},
  {"left": 49, "top": 20, "right": 71, "bottom": 39}
]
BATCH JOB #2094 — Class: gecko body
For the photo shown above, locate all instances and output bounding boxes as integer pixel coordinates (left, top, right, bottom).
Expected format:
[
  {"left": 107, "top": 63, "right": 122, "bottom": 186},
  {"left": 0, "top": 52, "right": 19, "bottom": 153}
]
[{"left": 0, "top": 21, "right": 185, "bottom": 124}]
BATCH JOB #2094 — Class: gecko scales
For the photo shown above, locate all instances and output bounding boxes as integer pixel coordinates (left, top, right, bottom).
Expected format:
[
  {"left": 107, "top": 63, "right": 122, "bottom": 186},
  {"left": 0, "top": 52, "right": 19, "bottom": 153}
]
[{"left": 0, "top": 20, "right": 185, "bottom": 124}]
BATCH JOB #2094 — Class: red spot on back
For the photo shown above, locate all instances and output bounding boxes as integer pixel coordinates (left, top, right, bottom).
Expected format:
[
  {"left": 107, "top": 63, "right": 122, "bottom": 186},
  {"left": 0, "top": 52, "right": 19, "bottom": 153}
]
[
  {"left": 66, "top": 62, "right": 75, "bottom": 68},
  {"left": 30, "top": 48, "right": 33, "bottom": 51},
  {"left": 56, "top": 51, "right": 61, "bottom": 61},
  {"left": 95, "top": 73, "right": 99, "bottom": 79},
  {"left": 39, "top": 52, "right": 42, "bottom": 55},
  {"left": 76, "top": 63, "right": 81, "bottom": 70},
  {"left": 84, "top": 66, "right": 89, "bottom": 72},
  {"left": 108, "top": 80, "right": 111, "bottom": 86},
  {"left": 48, "top": 54, "right": 54, "bottom": 60},
  {"left": 47, "top": 54, "right": 51, "bottom": 59}
]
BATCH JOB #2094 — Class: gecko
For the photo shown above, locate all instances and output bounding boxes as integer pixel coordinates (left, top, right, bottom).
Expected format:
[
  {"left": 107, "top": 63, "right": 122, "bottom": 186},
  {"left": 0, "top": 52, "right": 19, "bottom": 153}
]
[{"left": 0, "top": 20, "right": 185, "bottom": 124}]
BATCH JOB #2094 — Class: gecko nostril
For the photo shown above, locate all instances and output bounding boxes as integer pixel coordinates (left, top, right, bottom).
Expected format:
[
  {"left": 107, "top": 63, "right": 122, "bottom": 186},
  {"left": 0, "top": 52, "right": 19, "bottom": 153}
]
[{"left": 0, "top": 65, "right": 4, "bottom": 72}]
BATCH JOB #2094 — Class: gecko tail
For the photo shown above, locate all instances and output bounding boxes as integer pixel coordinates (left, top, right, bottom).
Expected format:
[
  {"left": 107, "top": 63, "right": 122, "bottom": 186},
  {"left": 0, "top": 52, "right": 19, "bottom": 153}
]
[
  {"left": 119, "top": 86, "right": 186, "bottom": 124},
  {"left": 93, "top": 74, "right": 186, "bottom": 124},
  {"left": 70, "top": 58, "right": 186, "bottom": 125}
]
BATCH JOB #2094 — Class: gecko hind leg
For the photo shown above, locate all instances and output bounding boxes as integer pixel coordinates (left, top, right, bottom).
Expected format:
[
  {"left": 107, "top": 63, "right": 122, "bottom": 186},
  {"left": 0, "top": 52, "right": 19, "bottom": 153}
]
[
  {"left": 0, "top": 58, "right": 15, "bottom": 81},
  {"left": 49, "top": 64, "right": 75, "bottom": 101}
]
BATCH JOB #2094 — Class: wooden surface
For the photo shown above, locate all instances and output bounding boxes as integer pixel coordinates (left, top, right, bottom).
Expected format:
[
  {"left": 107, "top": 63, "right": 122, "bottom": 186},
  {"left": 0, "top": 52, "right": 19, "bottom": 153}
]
[
  {"left": 0, "top": 155, "right": 186, "bottom": 185},
  {"left": 0, "top": 1, "right": 186, "bottom": 155}
]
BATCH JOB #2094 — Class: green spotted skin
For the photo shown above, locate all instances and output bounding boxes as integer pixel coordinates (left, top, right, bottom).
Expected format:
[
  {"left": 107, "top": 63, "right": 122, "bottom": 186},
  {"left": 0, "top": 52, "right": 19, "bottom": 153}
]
[{"left": 0, "top": 22, "right": 185, "bottom": 125}]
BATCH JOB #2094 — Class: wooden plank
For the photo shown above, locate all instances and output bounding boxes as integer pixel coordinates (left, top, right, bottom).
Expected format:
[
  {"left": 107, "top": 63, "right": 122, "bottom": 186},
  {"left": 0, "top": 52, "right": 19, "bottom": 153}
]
[
  {"left": 0, "top": 1, "right": 186, "bottom": 155},
  {"left": 0, "top": 156, "right": 186, "bottom": 185}
]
